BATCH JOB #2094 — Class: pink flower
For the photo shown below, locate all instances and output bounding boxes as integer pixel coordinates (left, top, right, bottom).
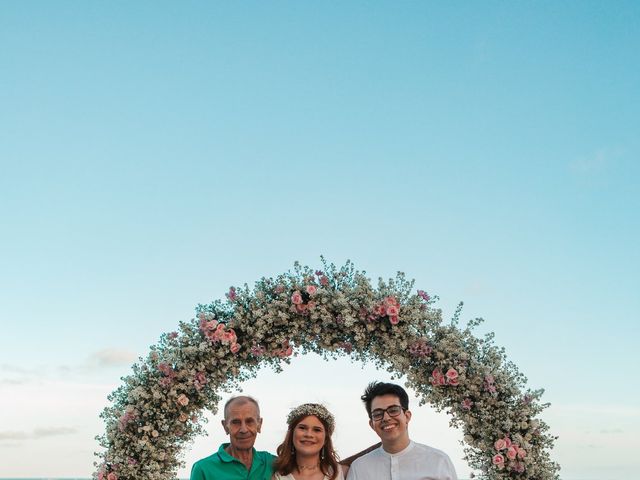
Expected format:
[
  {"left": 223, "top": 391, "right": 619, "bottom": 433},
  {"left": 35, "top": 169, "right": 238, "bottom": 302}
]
[
  {"left": 168, "top": 331, "right": 178, "bottom": 339},
  {"left": 251, "top": 344, "right": 266, "bottom": 356},
  {"left": 389, "top": 315, "right": 400, "bottom": 325},
  {"left": 179, "top": 413, "right": 188, "bottom": 422},
  {"left": 461, "top": 398, "right": 473, "bottom": 410},
  {"left": 307, "top": 300, "right": 316, "bottom": 310},
  {"left": 492, "top": 454, "right": 505, "bottom": 469},
  {"left": 503, "top": 437, "right": 512, "bottom": 448},
  {"left": 417, "top": 289, "right": 430, "bottom": 301},
  {"left": 176, "top": 394, "right": 189, "bottom": 407},
  {"left": 374, "top": 304, "right": 386, "bottom": 317},
  {"left": 305, "top": 285, "right": 317, "bottom": 295},
  {"left": 194, "top": 371, "right": 207, "bottom": 390},
  {"left": 447, "top": 377, "right": 459, "bottom": 386},
  {"left": 517, "top": 447, "right": 527, "bottom": 459},
  {"left": 291, "top": 291, "right": 303, "bottom": 305},
  {"left": 506, "top": 446, "right": 518, "bottom": 460},
  {"left": 230, "top": 342, "right": 240, "bottom": 353},
  {"left": 227, "top": 287, "right": 237, "bottom": 301},
  {"left": 430, "top": 368, "right": 446, "bottom": 386},
  {"left": 408, "top": 339, "right": 432, "bottom": 357},
  {"left": 386, "top": 304, "right": 400, "bottom": 317},
  {"left": 445, "top": 368, "right": 459, "bottom": 380},
  {"left": 107, "top": 473, "right": 117, "bottom": 480},
  {"left": 319, "top": 275, "right": 329, "bottom": 286},
  {"left": 494, "top": 438, "right": 507, "bottom": 451},
  {"left": 384, "top": 296, "right": 399, "bottom": 307}
]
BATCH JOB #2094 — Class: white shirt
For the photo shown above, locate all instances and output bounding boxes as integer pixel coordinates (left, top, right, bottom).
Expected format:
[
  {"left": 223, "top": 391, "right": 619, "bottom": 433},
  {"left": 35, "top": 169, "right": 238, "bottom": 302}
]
[{"left": 346, "top": 441, "right": 458, "bottom": 480}]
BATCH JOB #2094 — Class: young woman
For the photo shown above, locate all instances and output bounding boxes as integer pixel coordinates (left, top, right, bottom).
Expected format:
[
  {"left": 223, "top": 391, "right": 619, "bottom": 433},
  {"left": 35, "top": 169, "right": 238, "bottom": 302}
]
[{"left": 273, "top": 403, "right": 344, "bottom": 480}]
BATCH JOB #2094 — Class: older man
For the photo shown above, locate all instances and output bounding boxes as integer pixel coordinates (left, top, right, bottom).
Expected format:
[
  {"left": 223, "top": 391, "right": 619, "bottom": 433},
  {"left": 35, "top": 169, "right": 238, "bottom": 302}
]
[
  {"left": 190, "top": 395, "right": 275, "bottom": 480},
  {"left": 347, "top": 382, "right": 457, "bottom": 480}
]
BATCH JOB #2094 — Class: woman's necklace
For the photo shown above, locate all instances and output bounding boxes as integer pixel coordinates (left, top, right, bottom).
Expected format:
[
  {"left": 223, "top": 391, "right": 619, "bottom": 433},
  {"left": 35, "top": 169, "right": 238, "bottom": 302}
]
[{"left": 297, "top": 462, "right": 320, "bottom": 471}]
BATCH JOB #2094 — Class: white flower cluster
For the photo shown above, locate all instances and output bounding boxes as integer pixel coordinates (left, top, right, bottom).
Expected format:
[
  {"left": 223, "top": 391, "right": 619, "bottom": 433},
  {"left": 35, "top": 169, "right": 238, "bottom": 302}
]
[{"left": 95, "top": 259, "right": 560, "bottom": 480}]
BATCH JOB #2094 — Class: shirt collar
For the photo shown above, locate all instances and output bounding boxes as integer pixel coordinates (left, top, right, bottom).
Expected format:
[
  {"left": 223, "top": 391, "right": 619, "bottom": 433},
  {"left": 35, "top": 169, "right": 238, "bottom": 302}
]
[
  {"left": 217, "top": 443, "right": 259, "bottom": 463},
  {"left": 381, "top": 440, "right": 415, "bottom": 457}
]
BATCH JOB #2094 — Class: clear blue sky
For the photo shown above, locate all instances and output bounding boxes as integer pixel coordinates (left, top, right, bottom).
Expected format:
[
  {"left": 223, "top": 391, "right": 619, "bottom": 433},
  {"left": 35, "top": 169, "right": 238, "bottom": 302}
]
[{"left": 1, "top": 1, "right": 639, "bottom": 479}]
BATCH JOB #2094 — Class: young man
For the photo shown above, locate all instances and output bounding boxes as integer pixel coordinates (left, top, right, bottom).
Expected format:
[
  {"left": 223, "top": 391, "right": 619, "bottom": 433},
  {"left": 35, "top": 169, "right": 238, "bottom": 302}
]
[
  {"left": 346, "top": 382, "right": 458, "bottom": 480},
  {"left": 190, "top": 395, "right": 275, "bottom": 480}
]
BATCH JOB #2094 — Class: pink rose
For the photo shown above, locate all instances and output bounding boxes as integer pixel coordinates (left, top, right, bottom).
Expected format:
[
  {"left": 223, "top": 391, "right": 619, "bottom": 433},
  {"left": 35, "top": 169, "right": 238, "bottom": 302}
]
[
  {"left": 226, "top": 329, "right": 237, "bottom": 343},
  {"left": 503, "top": 436, "right": 512, "bottom": 448},
  {"left": 230, "top": 342, "right": 240, "bottom": 353},
  {"left": 445, "top": 368, "right": 458, "bottom": 380},
  {"left": 447, "top": 377, "right": 459, "bottom": 386},
  {"left": 374, "top": 304, "right": 386, "bottom": 316},
  {"left": 517, "top": 447, "right": 527, "bottom": 459},
  {"left": 506, "top": 446, "right": 517, "bottom": 460},
  {"left": 384, "top": 296, "right": 399, "bottom": 307},
  {"left": 107, "top": 473, "right": 117, "bottom": 480},
  {"left": 389, "top": 315, "right": 400, "bottom": 325},
  {"left": 291, "top": 291, "right": 303, "bottom": 305},
  {"left": 307, "top": 300, "right": 316, "bottom": 310},
  {"left": 386, "top": 305, "right": 400, "bottom": 316},
  {"left": 179, "top": 413, "right": 188, "bottom": 422},
  {"left": 320, "top": 275, "right": 329, "bottom": 286},
  {"left": 306, "top": 285, "right": 317, "bottom": 295},
  {"left": 494, "top": 439, "right": 507, "bottom": 451},
  {"left": 492, "top": 454, "right": 504, "bottom": 467},
  {"left": 177, "top": 394, "right": 189, "bottom": 406}
]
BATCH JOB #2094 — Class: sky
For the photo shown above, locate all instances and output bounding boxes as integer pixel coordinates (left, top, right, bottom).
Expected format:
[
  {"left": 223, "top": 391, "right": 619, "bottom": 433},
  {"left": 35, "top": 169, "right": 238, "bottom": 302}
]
[{"left": 1, "top": 1, "right": 639, "bottom": 479}]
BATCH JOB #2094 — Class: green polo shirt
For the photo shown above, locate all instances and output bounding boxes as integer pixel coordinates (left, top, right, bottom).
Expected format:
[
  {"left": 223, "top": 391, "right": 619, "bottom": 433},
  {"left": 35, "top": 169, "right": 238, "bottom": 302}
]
[{"left": 190, "top": 443, "right": 275, "bottom": 480}]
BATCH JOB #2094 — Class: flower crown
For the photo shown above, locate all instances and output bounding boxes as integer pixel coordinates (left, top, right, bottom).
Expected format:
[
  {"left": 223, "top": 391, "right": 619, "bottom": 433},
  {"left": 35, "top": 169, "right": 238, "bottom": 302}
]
[{"left": 287, "top": 403, "right": 335, "bottom": 434}]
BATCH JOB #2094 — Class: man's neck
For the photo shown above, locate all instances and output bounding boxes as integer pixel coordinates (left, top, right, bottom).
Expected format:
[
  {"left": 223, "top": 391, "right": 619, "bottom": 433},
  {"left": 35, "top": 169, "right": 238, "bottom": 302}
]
[
  {"left": 225, "top": 444, "right": 254, "bottom": 470},
  {"left": 382, "top": 437, "right": 411, "bottom": 455}
]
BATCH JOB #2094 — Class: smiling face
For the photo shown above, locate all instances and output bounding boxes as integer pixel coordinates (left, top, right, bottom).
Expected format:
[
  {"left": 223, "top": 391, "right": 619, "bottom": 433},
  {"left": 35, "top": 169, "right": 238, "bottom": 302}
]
[
  {"left": 222, "top": 398, "right": 263, "bottom": 452},
  {"left": 369, "top": 393, "right": 412, "bottom": 453},
  {"left": 292, "top": 415, "right": 326, "bottom": 459}
]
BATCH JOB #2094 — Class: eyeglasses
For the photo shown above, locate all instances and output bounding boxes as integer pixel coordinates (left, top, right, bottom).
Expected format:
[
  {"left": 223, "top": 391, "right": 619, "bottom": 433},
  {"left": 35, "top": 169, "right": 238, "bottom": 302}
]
[{"left": 370, "top": 405, "right": 405, "bottom": 421}]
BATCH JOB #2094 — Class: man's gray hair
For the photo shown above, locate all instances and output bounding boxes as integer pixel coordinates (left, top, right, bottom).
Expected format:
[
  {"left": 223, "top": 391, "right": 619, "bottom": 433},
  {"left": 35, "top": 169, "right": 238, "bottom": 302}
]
[{"left": 223, "top": 395, "right": 261, "bottom": 419}]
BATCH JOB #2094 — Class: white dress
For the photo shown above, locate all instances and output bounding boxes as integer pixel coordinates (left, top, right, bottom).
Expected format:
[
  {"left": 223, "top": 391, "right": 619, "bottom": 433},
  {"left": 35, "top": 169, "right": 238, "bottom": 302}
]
[{"left": 274, "top": 467, "right": 345, "bottom": 480}]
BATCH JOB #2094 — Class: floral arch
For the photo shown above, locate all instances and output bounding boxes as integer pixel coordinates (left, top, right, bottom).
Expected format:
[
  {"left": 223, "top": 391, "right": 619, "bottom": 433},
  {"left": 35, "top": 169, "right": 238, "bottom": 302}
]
[{"left": 96, "top": 260, "right": 559, "bottom": 480}]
